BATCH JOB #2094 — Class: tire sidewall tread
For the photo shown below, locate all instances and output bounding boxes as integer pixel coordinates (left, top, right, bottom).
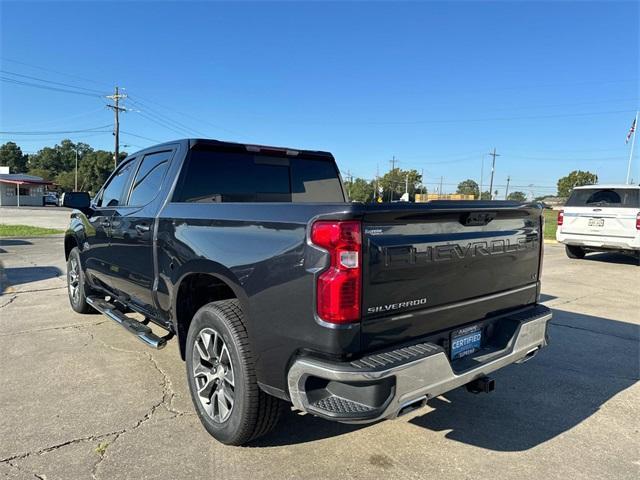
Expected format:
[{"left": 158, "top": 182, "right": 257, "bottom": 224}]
[{"left": 185, "top": 299, "right": 282, "bottom": 446}]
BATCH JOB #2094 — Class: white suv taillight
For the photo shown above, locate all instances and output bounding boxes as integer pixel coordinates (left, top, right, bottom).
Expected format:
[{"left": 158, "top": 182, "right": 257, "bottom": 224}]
[
  {"left": 636, "top": 212, "right": 640, "bottom": 230},
  {"left": 310, "top": 220, "right": 361, "bottom": 324},
  {"left": 557, "top": 210, "right": 564, "bottom": 227}
]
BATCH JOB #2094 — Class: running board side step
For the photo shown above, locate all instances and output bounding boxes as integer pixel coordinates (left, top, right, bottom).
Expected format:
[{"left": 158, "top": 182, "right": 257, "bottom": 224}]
[{"left": 86, "top": 296, "right": 172, "bottom": 349}]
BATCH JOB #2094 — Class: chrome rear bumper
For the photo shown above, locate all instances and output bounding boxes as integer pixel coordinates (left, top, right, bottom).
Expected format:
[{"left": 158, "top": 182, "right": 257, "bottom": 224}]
[{"left": 287, "top": 305, "right": 552, "bottom": 423}]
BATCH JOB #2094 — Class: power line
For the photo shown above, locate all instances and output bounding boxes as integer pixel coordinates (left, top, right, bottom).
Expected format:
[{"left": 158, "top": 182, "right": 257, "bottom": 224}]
[
  {"left": 260, "top": 109, "right": 637, "bottom": 126},
  {"left": 127, "top": 94, "right": 238, "bottom": 135},
  {"left": 0, "top": 125, "right": 111, "bottom": 135},
  {"left": 120, "top": 130, "right": 162, "bottom": 143},
  {"left": 128, "top": 97, "right": 210, "bottom": 137},
  {"left": 0, "top": 76, "right": 104, "bottom": 98},
  {"left": 0, "top": 70, "right": 106, "bottom": 95},
  {"left": 0, "top": 57, "right": 111, "bottom": 88}
]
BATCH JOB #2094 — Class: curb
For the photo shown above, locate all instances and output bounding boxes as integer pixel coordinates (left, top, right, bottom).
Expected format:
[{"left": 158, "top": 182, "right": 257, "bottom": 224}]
[{"left": 543, "top": 239, "right": 559, "bottom": 244}]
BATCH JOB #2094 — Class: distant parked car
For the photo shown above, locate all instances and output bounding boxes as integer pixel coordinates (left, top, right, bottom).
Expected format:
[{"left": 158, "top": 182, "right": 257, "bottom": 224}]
[
  {"left": 556, "top": 184, "right": 640, "bottom": 261},
  {"left": 43, "top": 192, "right": 59, "bottom": 206}
]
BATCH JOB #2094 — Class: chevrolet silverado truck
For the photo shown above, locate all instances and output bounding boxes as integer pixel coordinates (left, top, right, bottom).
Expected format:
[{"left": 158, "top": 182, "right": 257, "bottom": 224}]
[{"left": 63, "top": 139, "right": 551, "bottom": 445}]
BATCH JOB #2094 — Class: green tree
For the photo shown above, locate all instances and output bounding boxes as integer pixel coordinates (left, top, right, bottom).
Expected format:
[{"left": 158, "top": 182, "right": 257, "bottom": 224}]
[
  {"left": 55, "top": 171, "right": 77, "bottom": 191},
  {"left": 345, "top": 177, "right": 374, "bottom": 202},
  {"left": 480, "top": 190, "right": 492, "bottom": 200},
  {"left": 78, "top": 150, "right": 114, "bottom": 194},
  {"left": 456, "top": 179, "right": 480, "bottom": 198},
  {"left": 507, "top": 191, "right": 527, "bottom": 202},
  {"left": 27, "top": 167, "right": 54, "bottom": 181},
  {"left": 0, "top": 142, "right": 28, "bottom": 173},
  {"left": 28, "top": 146, "right": 64, "bottom": 174},
  {"left": 557, "top": 170, "right": 598, "bottom": 197},
  {"left": 379, "top": 168, "right": 422, "bottom": 201}
]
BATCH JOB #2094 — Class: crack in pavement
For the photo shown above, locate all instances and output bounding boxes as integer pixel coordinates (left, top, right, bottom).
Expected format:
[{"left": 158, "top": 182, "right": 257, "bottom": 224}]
[
  {"left": 0, "top": 294, "right": 17, "bottom": 308},
  {"left": 0, "top": 320, "right": 108, "bottom": 337},
  {"left": 1, "top": 326, "right": 191, "bottom": 477},
  {"left": 550, "top": 321, "right": 639, "bottom": 343},
  {"left": 5, "top": 458, "right": 46, "bottom": 480},
  {"left": 7, "top": 285, "right": 67, "bottom": 295}
]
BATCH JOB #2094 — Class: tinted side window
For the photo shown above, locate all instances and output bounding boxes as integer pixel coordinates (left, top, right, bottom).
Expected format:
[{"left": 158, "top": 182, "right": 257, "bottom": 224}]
[
  {"left": 174, "top": 149, "right": 343, "bottom": 203},
  {"left": 128, "top": 151, "right": 172, "bottom": 206},
  {"left": 291, "top": 158, "right": 345, "bottom": 202},
  {"left": 98, "top": 160, "right": 136, "bottom": 207}
]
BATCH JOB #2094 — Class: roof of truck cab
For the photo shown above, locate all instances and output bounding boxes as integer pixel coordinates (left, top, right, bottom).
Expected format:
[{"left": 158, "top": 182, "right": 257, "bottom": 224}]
[
  {"left": 128, "top": 138, "right": 334, "bottom": 160},
  {"left": 574, "top": 184, "right": 640, "bottom": 189},
  {"left": 188, "top": 138, "right": 333, "bottom": 158}
]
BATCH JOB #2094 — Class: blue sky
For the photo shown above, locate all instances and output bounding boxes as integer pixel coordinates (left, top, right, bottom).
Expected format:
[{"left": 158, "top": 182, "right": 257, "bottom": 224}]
[{"left": 1, "top": 1, "right": 638, "bottom": 197}]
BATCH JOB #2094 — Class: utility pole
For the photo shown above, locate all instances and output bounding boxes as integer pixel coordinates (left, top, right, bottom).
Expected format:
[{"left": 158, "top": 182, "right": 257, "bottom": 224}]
[
  {"left": 505, "top": 175, "right": 511, "bottom": 199},
  {"left": 74, "top": 147, "right": 79, "bottom": 191},
  {"left": 387, "top": 157, "right": 398, "bottom": 202},
  {"left": 375, "top": 163, "right": 380, "bottom": 202},
  {"left": 626, "top": 111, "right": 638, "bottom": 184},
  {"left": 479, "top": 155, "right": 484, "bottom": 200},
  {"left": 488, "top": 148, "right": 500, "bottom": 200},
  {"left": 106, "top": 86, "right": 127, "bottom": 168},
  {"left": 344, "top": 170, "right": 353, "bottom": 198},
  {"left": 439, "top": 176, "right": 443, "bottom": 197}
]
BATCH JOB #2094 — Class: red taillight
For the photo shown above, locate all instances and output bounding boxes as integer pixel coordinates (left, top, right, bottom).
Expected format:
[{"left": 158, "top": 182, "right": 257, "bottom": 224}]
[
  {"left": 636, "top": 213, "right": 640, "bottom": 230},
  {"left": 557, "top": 210, "right": 564, "bottom": 226},
  {"left": 311, "top": 220, "right": 361, "bottom": 324}
]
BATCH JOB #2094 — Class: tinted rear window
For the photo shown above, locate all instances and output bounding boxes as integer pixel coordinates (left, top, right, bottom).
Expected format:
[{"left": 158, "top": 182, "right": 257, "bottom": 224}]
[
  {"left": 173, "top": 149, "right": 344, "bottom": 203},
  {"left": 566, "top": 188, "right": 640, "bottom": 207}
]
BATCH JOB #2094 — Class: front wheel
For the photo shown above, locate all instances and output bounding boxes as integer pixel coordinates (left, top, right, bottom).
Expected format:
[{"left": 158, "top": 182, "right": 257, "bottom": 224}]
[
  {"left": 66, "top": 247, "right": 95, "bottom": 314},
  {"left": 565, "top": 245, "right": 586, "bottom": 259},
  {"left": 185, "top": 299, "right": 283, "bottom": 446}
]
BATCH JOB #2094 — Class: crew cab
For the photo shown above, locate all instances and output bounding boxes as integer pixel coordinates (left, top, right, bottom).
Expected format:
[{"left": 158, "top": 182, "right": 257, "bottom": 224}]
[
  {"left": 63, "top": 139, "right": 551, "bottom": 445},
  {"left": 556, "top": 184, "right": 640, "bottom": 261}
]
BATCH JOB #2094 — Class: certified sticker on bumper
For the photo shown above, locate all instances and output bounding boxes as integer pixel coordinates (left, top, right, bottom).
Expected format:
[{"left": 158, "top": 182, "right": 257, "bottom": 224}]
[{"left": 451, "top": 325, "right": 482, "bottom": 360}]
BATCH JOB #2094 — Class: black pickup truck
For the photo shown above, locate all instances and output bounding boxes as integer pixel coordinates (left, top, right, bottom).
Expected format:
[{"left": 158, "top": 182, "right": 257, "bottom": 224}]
[{"left": 63, "top": 139, "right": 551, "bottom": 445}]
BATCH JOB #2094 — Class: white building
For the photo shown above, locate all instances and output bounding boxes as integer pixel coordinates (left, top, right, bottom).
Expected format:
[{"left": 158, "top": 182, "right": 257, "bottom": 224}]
[{"left": 0, "top": 174, "right": 52, "bottom": 207}]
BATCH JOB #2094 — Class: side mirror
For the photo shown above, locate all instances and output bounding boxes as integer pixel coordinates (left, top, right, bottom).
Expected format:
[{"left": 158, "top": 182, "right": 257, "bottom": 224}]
[{"left": 62, "top": 192, "right": 91, "bottom": 210}]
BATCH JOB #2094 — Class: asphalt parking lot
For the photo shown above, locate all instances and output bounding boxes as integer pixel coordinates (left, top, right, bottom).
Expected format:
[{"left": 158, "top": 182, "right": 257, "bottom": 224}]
[
  {"left": 0, "top": 206, "right": 72, "bottom": 230},
  {"left": 0, "top": 236, "right": 638, "bottom": 480}
]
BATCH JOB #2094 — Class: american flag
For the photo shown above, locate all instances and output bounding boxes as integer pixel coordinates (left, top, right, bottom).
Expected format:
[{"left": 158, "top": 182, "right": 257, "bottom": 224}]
[{"left": 626, "top": 117, "right": 636, "bottom": 144}]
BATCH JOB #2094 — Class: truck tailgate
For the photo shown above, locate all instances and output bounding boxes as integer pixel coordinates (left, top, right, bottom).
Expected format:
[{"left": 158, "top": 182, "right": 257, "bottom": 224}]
[{"left": 361, "top": 202, "right": 542, "bottom": 350}]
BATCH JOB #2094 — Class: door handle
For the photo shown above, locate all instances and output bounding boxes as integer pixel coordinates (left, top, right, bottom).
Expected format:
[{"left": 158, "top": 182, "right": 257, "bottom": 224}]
[{"left": 135, "top": 224, "right": 150, "bottom": 233}]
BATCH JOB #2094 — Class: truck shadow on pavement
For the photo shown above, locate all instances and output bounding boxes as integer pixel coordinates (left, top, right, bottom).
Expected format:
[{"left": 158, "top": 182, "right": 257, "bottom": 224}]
[
  {"left": 2, "top": 266, "right": 63, "bottom": 289},
  {"left": 254, "top": 309, "right": 638, "bottom": 450},
  {"left": 408, "top": 309, "right": 639, "bottom": 451},
  {"left": 0, "top": 239, "right": 33, "bottom": 246},
  {"left": 582, "top": 251, "right": 639, "bottom": 266}
]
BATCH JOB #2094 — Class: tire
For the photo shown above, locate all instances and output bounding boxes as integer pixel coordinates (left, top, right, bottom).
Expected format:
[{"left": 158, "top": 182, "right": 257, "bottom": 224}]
[
  {"left": 565, "top": 245, "right": 586, "bottom": 259},
  {"left": 66, "top": 247, "right": 95, "bottom": 314},
  {"left": 185, "top": 299, "right": 283, "bottom": 446}
]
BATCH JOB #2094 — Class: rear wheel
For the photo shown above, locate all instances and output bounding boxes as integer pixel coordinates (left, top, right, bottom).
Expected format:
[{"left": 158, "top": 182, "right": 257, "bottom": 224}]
[
  {"left": 185, "top": 299, "right": 283, "bottom": 445},
  {"left": 565, "top": 245, "right": 586, "bottom": 259}
]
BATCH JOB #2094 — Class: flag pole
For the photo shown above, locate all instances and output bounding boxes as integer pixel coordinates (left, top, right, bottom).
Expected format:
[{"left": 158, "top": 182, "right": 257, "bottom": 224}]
[{"left": 626, "top": 111, "right": 638, "bottom": 184}]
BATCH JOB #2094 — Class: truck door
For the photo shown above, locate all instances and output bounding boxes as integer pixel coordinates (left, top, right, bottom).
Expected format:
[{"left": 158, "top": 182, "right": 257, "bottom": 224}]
[
  {"left": 108, "top": 149, "right": 174, "bottom": 319},
  {"left": 83, "top": 158, "right": 137, "bottom": 290}
]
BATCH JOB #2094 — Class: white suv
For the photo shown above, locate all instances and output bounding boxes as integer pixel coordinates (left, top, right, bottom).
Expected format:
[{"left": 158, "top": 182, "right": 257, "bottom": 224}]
[{"left": 556, "top": 184, "right": 640, "bottom": 260}]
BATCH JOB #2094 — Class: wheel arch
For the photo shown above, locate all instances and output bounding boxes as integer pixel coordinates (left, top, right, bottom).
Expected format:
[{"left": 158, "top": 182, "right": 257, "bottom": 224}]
[
  {"left": 64, "top": 234, "right": 79, "bottom": 260},
  {"left": 171, "top": 261, "right": 250, "bottom": 360}
]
